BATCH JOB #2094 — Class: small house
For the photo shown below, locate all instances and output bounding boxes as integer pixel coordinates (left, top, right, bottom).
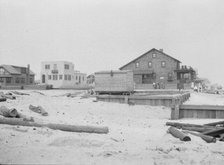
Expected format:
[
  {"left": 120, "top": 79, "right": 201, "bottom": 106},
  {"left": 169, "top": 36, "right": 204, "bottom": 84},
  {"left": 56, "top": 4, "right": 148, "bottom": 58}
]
[{"left": 0, "top": 64, "right": 35, "bottom": 87}]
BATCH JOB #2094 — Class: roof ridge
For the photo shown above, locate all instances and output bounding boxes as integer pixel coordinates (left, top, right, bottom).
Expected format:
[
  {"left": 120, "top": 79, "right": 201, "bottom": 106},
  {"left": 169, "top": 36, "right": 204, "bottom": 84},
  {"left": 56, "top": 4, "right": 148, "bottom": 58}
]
[{"left": 119, "top": 48, "right": 181, "bottom": 70}]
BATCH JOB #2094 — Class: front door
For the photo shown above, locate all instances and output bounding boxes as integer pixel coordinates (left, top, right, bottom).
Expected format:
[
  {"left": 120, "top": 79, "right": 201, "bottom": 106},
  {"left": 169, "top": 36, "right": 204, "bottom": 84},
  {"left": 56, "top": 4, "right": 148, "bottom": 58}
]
[{"left": 42, "top": 75, "right": 45, "bottom": 83}]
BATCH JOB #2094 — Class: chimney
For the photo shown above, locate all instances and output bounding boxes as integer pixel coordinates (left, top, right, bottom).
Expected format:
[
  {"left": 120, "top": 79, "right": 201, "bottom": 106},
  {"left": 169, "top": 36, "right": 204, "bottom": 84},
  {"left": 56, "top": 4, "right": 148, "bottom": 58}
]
[
  {"left": 27, "top": 64, "right": 30, "bottom": 85},
  {"left": 159, "top": 49, "right": 163, "bottom": 52}
]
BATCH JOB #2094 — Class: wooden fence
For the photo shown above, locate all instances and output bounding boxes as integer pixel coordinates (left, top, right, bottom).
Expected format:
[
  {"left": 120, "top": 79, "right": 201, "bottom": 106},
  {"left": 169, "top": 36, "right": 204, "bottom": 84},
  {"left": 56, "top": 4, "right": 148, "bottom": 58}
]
[{"left": 171, "top": 104, "right": 224, "bottom": 120}]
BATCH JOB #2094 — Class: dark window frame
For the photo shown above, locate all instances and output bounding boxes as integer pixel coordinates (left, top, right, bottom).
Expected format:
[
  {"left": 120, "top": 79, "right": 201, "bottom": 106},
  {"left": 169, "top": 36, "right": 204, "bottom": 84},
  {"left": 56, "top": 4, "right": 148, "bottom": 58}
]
[{"left": 152, "top": 53, "right": 156, "bottom": 58}]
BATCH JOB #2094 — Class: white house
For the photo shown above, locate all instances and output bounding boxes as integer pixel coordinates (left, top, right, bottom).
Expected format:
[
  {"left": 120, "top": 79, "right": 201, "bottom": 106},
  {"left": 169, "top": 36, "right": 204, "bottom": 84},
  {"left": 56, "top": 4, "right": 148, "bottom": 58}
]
[{"left": 40, "top": 61, "right": 86, "bottom": 88}]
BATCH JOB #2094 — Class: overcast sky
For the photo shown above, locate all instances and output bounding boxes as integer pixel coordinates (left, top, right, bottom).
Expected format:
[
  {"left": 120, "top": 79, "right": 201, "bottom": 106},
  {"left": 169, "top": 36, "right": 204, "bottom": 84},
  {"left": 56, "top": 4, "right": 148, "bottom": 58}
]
[{"left": 0, "top": 0, "right": 224, "bottom": 85}]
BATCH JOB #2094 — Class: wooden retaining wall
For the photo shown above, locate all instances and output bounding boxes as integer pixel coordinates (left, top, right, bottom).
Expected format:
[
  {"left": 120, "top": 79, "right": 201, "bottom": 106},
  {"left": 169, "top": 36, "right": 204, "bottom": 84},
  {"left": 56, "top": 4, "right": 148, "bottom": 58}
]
[
  {"left": 171, "top": 104, "right": 224, "bottom": 120},
  {"left": 0, "top": 85, "right": 52, "bottom": 90},
  {"left": 96, "top": 92, "right": 191, "bottom": 107}
]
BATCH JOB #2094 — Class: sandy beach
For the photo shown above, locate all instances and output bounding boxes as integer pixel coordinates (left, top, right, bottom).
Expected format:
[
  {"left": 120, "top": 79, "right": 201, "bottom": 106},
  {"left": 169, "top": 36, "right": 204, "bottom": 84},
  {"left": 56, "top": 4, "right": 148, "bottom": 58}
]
[{"left": 0, "top": 90, "right": 224, "bottom": 164}]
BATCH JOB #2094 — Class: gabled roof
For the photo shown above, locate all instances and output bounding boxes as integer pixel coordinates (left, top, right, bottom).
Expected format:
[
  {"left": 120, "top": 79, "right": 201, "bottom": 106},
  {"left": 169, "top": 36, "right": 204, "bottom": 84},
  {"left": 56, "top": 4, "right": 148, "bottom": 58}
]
[
  {"left": 0, "top": 65, "right": 35, "bottom": 75},
  {"left": 12, "top": 65, "right": 35, "bottom": 75},
  {"left": 0, "top": 65, "right": 21, "bottom": 74},
  {"left": 119, "top": 48, "right": 181, "bottom": 70}
]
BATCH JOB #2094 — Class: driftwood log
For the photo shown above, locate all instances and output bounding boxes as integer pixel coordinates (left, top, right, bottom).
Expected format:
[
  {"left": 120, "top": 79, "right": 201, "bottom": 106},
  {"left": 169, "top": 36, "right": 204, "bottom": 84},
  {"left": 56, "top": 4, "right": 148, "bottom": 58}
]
[
  {"left": 183, "top": 130, "right": 216, "bottom": 143},
  {"left": 11, "top": 91, "right": 30, "bottom": 95},
  {"left": 166, "top": 122, "right": 209, "bottom": 129},
  {"left": 168, "top": 126, "right": 191, "bottom": 141},
  {"left": 204, "top": 121, "right": 224, "bottom": 127},
  {"left": 0, "top": 117, "right": 109, "bottom": 134},
  {"left": 29, "top": 105, "right": 48, "bottom": 116},
  {"left": 203, "top": 128, "right": 224, "bottom": 137},
  {"left": 181, "top": 126, "right": 215, "bottom": 133}
]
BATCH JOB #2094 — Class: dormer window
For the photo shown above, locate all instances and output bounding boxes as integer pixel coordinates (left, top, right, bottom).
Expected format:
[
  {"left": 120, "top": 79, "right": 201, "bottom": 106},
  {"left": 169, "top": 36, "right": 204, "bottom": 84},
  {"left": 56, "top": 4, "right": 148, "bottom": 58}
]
[{"left": 135, "top": 62, "right": 139, "bottom": 68}]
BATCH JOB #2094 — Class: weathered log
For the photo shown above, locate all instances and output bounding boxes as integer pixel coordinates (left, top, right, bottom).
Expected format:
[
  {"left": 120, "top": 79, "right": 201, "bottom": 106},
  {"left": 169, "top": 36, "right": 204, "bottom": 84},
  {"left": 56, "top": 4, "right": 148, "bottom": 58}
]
[
  {"left": 31, "top": 91, "right": 45, "bottom": 95},
  {"left": 166, "top": 122, "right": 213, "bottom": 129},
  {"left": 0, "top": 117, "right": 109, "bottom": 134},
  {"left": 29, "top": 105, "right": 48, "bottom": 116},
  {"left": 11, "top": 91, "right": 30, "bottom": 95},
  {"left": 183, "top": 130, "right": 216, "bottom": 143},
  {"left": 203, "top": 128, "right": 224, "bottom": 137},
  {"left": 204, "top": 121, "right": 224, "bottom": 126},
  {"left": 0, "top": 106, "right": 18, "bottom": 117},
  {"left": 168, "top": 126, "right": 191, "bottom": 141},
  {"left": 17, "top": 113, "right": 34, "bottom": 122},
  {"left": 181, "top": 126, "right": 215, "bottom": 133}
]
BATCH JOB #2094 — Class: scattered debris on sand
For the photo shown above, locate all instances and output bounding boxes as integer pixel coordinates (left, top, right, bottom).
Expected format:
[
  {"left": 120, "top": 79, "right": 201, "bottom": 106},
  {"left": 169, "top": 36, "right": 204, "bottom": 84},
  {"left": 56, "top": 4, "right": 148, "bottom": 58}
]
[
  {"left": 166, "top": 121, "right": 224, "bottom": 142},
  {"left": 0, "top": 106, "right": 34, "bottom": 122},
  {"left": 29, "top": 105, "right": 49, "bottom": 116},
  {"left": 11, "top": 91, "right": 30, "bottom": 96}
]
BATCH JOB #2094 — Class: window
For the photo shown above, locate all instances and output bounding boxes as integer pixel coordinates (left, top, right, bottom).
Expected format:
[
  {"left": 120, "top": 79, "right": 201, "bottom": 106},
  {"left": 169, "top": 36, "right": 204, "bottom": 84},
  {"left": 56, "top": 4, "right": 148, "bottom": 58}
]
[
  {"left": 30, "top": 78, "right": 33, "bottom": 84},
  {"left": 168, "top": 73, "right": 173, "bottom": 81},
  {"left": 53, "top": 64, "right": 57, "bottom": 70},
  {"left": 16, "top": 78, "right": 20, "bottom": 83},
  {"left": 152, "top": 53, "right": 156, "bottom": 58},
  {"left": 48, "top": 75, "right": 51, "bottom": 80},
  {"left": 68, "top": 75, "right": 71, "bottom": 81},
  {"left": 148, "top": 61, "right": 152, "bottom": 68},
  {"left": 0, "top": 68, "right": 7, "bottom": 74},
  {"left": 59, "top": 75, "right": 63, "bottom": 80},
  {"left": 21, "top": 78, "right": 25, "bottom": 83},
  {"left": 83, "top": 76, "right": 84, "bottom": 81},
  {"left": 64, "top": 75, "right": 68, "bottom": 80},
  {"left": 64, "top": 64, "right": 69, "bottom": 70},
  {"left": 6, "top": 78, "right": 11, "bottom": 83},
  {"left": 45, "top": 64, "right": 50, "bottom": 69},
  {"left": 53, "top": 75, "right": 58, "bottom": 80},
  {"left": 21, "top": 68, "right": 26, "bottom": 74},
  {"left": 76, "top": 76, "right": 78, "bottom": 80},
  {"left": 135, "top": 62, "right": 139, "bottom": 68},
  {"left": 161, "top": 61, "right": 166, "bottom": 68}
]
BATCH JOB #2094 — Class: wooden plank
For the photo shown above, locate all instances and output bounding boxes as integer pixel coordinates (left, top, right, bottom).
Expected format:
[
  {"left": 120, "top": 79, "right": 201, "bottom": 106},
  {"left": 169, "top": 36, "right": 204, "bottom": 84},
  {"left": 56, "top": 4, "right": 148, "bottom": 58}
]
[
  {"left": 203, "top": 128, "right": 224, "bottom": 137},
  {"left": 180, "top": 104, "right": 224, "bottom": 111}
]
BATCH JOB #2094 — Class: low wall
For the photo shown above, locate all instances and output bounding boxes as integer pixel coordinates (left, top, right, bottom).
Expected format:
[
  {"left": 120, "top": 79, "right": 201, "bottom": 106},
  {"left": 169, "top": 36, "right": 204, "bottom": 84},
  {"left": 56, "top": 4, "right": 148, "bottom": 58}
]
[
  {"left": 171, "top": 104, "right": 224, "bottom": 119},
  {"left": 0, "top": 84, "right": 52, "bottom": 90},
  {"left": 134, "top": 90, "right": 189, "bottom": 95},
  {"left": 96, "top": 92, "right": 191, "bottom": 107}
]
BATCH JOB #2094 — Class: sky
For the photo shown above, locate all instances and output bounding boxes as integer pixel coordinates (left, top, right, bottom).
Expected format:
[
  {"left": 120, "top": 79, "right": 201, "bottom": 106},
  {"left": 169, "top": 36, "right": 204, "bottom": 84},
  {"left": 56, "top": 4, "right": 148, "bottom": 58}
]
[{"left": 0, "top": 0, "right": 224, "bottom": 85}]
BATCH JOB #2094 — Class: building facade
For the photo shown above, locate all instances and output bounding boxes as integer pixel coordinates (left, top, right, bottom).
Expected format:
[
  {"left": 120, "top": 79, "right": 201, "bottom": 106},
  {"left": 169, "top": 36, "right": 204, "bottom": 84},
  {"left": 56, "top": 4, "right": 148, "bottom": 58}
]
[
  {"left": 0, "top": 64, "right": 35, "bottom": 87},
  {"left": 120, "top": 48, "right": 196, "bottom": 87},
  {"left": 40, "top": 61, "right": 86, "bottom": 88}
]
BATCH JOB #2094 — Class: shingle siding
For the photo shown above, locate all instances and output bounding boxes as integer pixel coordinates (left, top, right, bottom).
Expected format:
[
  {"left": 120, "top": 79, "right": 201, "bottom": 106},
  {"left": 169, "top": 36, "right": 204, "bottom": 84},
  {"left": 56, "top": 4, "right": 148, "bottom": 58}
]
[{"left": 120, "top": 49, "right": 180, "bottom": 84}]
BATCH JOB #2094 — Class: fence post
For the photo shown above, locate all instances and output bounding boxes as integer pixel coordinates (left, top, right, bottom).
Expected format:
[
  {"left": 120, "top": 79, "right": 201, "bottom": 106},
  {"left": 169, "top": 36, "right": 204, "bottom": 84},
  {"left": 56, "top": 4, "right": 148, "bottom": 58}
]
[{"left": 171, "top": 97, "right": 180, "bottom": 120}]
